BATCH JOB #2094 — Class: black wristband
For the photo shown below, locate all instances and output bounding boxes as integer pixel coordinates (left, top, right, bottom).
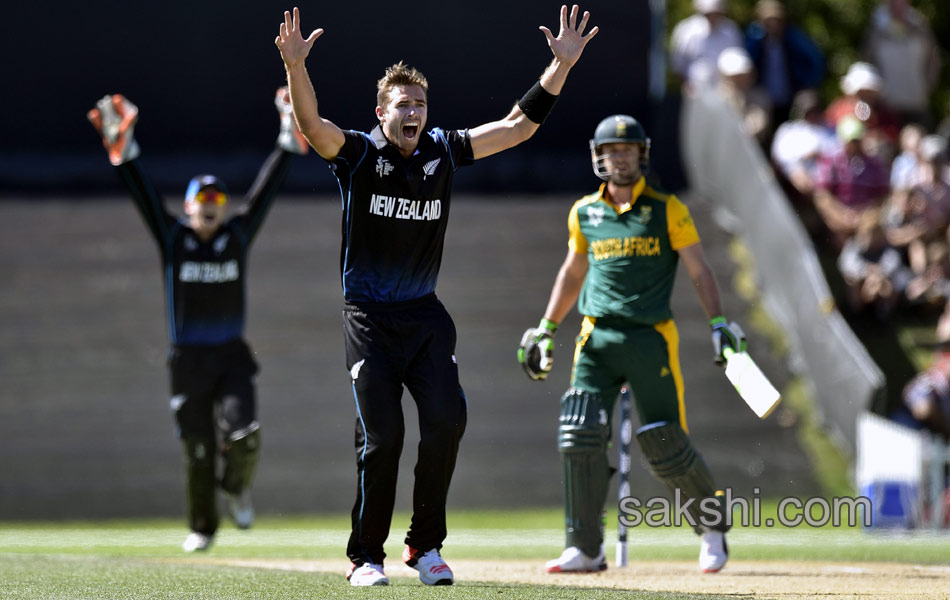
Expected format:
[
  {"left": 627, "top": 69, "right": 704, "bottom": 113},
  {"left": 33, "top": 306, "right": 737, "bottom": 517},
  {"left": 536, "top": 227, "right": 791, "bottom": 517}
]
[{"left": 518, "top": 80, "right": 559, "bottom": 124}]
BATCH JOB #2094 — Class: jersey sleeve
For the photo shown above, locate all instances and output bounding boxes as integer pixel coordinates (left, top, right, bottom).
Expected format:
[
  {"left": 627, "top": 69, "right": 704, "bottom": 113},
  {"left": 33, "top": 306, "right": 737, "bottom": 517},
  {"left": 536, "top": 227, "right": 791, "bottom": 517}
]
[
  {"left": 666, "top": 195, "right": 700, "bottom": 250},
  {"left": 567, "top": 202, "right": 588, "bottom": 254},
  {"left": 441, "top": 128, "right": 475, "bottom": 169},
  {"left": 116, "top": 159, "right": 177, "bottom": 255},
  {"left": 328, "top": 130, "right": 370, "bottom": 176}
]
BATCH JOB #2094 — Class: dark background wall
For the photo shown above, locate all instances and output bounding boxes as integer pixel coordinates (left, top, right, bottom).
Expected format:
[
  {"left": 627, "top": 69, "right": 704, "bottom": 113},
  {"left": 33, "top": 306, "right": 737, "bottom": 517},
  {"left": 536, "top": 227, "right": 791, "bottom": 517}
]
[{"left": 1, "top": 0, "right": 661, "bottom": 195}]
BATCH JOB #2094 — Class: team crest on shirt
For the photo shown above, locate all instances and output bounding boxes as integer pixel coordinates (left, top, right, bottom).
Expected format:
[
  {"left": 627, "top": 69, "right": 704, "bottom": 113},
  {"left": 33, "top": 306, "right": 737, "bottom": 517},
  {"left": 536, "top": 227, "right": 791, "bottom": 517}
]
[
  {"left": 213, "top": 233, "right": 229, "bottom": 254},
  {"left": 422, "top": 158, "right": 440, "bottom": 179},
  {"left": 376, "top": 157, "right": 394, "bottom": 177},
  {"left": 587, "top": 205, "right": 605, "bottom": 227},
  {"left": 184, "top": 235, "right": 198, "bottom": 251},
  {"left": 635, "top": 205, "right": 652, "bottom": 224}
]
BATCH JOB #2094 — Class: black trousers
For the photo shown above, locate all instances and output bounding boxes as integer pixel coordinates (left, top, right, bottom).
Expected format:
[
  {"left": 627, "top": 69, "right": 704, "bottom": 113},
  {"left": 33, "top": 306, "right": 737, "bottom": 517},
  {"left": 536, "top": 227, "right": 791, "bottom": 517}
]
[
  {"left": 342, "top": 294, "right": 467, "bottom": 565},
  {"left": 169, "top": 338, "right": 259, "bottom": 534}
]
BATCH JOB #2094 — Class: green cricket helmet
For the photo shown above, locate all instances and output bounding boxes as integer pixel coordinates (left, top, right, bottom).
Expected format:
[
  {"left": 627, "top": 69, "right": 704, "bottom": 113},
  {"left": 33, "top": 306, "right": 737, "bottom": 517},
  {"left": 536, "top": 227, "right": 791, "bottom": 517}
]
[{"left": 589, "top": 114, "right": 651, "bottom": 181}]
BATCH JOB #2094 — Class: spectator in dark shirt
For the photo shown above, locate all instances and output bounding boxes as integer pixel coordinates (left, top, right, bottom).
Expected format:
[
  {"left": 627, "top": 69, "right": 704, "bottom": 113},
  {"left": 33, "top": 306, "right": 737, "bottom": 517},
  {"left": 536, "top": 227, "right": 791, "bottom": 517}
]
[{"left": 744, "top": 0, "right": 825, "bottom": 124}]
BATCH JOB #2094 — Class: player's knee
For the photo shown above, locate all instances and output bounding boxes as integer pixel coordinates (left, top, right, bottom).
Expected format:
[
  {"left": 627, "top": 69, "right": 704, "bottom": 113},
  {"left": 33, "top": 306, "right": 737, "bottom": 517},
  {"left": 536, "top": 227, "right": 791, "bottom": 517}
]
[
  {"left": 558, "top": 388, "right": 609, "bottom": 453},
  {"left": 225, "top": 422, "right": 260, "bottom": 451},
  {"left": 183, "top": 437, "right": 216, "bottom": 468},
  {"left": 218, "top": 394, "right": 255, "bottom": 435},
  {"left": 369, "top": 424, "right": 405, "bottom": 455},
  {"left": 171, "top": 395, "right": 213, "bottom": 440},
  {"left": 635, "top": 421, "right": 694, "bottom": 477}
]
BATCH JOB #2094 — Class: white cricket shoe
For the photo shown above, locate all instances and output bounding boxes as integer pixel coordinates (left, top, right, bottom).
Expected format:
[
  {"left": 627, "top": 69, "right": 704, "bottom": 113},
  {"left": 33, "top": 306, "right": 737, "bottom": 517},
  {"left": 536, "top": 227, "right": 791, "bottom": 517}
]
[
  {"left": 699, "top": 529, "right": 728, "bottom": 573},
  {"left": 224, "top": 489, "right": 254, "bottom": 530},
  {"left": 403, "top": 546, "right": 454, "bottom": 585},
  {"left": 346, "top": 562, "right": 389, "bottom": 586},
  {"left": 545, "top": 546, "right": 607, "bottom": 573},
  {"left": 182, "top": 532, "right": 213, "bottom": 553}
]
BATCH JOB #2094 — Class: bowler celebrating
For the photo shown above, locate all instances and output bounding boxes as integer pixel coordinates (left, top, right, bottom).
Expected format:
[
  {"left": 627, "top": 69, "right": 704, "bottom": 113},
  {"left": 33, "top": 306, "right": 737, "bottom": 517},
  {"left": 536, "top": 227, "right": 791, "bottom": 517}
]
[{"left": 275, "top": 4, "right": 597, "bottom": 587}]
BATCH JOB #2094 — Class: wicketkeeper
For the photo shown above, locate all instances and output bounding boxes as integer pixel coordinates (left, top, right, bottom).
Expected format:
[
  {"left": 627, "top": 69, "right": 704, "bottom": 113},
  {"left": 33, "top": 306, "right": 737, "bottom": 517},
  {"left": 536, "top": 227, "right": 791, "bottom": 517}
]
[
  {"left": 87, "top": 88, "right": 308, "bottom": 553},
  {"left": 518, "top": 115, "right": 745, "bottom": 573}
]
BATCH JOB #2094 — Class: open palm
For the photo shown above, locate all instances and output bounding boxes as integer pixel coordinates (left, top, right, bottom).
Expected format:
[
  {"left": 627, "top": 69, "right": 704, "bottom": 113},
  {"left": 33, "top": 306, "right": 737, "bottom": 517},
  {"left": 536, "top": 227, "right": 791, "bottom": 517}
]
[
  {"left": 540, "top": 4, "right": 599, "bottom": 68},
  {"left": 275, "top": 7, "right": 324, "bottom": 68}
]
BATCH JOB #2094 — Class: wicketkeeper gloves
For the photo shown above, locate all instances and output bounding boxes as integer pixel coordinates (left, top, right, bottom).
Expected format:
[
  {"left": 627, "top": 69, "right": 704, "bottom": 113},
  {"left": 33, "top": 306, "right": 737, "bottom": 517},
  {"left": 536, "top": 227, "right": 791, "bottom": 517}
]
[
  {"left": 518, "top": 318, "right": 558, "bottom": 380},
  {"left": 275, "top": 86, "right": 309, "bottom": 155},
  {"left": 87, "top": 94, "right": 141, "bottom": 166},
  {"left": 710, "top": 316, "right": 746, "bottom": 366}
]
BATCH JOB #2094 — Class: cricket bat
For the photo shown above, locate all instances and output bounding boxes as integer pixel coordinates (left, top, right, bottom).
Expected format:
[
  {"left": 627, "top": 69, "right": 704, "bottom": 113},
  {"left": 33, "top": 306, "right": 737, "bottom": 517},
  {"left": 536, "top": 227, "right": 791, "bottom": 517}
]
[{"left": 722, "top": 347, "right": 781, "bottom": 418}]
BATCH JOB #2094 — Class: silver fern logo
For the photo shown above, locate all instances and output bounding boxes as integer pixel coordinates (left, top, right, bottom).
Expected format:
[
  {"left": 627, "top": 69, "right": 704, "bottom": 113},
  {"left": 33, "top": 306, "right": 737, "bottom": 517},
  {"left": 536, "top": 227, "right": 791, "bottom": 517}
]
[
  {"left": 213, "top": 233, "right": 229, "bottom": 254},
  {"left": 422, "top": 158, "right": 440, "bottom": 179}
]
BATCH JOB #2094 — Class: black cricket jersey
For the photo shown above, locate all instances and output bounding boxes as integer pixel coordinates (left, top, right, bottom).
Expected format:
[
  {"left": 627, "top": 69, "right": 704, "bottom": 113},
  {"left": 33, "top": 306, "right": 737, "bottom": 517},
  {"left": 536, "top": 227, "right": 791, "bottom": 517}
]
[
  {"left": 328, "top": 125, "right": 474, "bottom": 304},
  {"left": 116, "top": 150, "right": 292, "bottom": 345}
]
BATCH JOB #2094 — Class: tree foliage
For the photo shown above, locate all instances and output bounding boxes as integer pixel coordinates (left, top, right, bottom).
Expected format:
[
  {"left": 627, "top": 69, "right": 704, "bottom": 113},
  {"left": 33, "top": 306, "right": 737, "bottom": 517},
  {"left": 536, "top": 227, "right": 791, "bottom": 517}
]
[{"left": 665, "top": 0, "right": 950, "bottom": 123}]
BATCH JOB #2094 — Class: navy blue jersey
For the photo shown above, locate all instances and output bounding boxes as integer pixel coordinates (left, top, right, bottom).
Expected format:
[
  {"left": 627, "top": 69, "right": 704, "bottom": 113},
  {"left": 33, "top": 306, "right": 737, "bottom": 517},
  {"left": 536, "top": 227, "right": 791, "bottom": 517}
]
[
  {"left": 328, "top": 125, "right": 474, "bottom": 303},
  {"left": 117, "top": 149, "right": 292, "bottom": 345}
]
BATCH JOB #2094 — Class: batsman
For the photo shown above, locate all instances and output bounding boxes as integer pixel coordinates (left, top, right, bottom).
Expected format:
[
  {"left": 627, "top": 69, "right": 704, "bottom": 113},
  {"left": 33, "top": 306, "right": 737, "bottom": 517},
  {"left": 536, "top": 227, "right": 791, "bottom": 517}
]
[{"left": 518, "top": 115, "right": 745, "bottom": 573}]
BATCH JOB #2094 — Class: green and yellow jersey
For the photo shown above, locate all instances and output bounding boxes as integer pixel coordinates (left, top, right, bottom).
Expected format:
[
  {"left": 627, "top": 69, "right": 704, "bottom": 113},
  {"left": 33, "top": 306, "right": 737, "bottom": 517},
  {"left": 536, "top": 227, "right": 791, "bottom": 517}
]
[{"left": 568, "top": 177, "right": 699, "bottom": 325}]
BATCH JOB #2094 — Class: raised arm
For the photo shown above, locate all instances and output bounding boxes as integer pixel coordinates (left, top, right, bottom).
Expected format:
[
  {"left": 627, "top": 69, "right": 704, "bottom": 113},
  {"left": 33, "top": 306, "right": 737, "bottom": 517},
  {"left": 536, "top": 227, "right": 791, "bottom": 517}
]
[
  {"left": 275, "top": 7, "right": 345, "bottom": 160},
  {"left": 470, "top": 4, "right": 598, "bottom": 160},
  {"left": 88, "top": 94, "right": 174, "bottom": 249},
  {"left": 237, "top": 88, "right": 307, "bottom": 246}
]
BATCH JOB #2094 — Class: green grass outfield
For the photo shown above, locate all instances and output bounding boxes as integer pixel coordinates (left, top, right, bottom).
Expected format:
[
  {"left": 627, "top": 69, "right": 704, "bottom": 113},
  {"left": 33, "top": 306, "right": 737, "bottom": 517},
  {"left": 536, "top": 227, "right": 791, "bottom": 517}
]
[{"left": 3, "top": 507, "right": 950, "bottom": 599}]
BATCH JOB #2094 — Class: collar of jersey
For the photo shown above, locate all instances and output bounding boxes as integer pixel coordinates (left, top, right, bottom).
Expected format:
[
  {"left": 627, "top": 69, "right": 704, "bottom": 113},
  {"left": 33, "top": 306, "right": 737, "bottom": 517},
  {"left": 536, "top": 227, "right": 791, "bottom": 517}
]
[
  {"left": 370, "top": 124, "right": 433, "bottom": 157},
  {"left": 597, "top": 176, "right": 646, "bottom": 214}
]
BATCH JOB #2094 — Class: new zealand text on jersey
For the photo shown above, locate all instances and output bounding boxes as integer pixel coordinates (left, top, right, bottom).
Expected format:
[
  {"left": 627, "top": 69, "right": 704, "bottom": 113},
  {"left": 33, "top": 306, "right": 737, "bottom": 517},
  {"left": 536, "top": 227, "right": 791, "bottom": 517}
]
[
  {"left": 369, "top": 194, "right": 442, "bottom": 221},
  {"left": 179, "top": 260, "right": 240, "bottom": 283},
  {"left": 590, "top": 236, "right": 661, "bottom": 261}
]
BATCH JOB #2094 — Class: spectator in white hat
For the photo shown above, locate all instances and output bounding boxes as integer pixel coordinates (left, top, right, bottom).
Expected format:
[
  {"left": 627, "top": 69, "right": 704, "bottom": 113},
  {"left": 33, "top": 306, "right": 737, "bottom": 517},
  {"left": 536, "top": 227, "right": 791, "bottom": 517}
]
[
  {"left": 826, "top": 61, "right": 902, "bottom": 164},
  {"left": 670, "top": 0, "right": 742, "bottom": 91},
  {"left": 715, "top": 46, "right": 772, "bottom": 145}
]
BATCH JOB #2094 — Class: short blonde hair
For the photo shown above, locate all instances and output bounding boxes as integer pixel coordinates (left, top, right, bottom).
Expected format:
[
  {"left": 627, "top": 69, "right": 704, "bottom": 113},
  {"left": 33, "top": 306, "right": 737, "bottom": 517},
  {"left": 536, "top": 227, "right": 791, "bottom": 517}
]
[{"left": 377, "top": 61, "right": 429, "bottom": 108}]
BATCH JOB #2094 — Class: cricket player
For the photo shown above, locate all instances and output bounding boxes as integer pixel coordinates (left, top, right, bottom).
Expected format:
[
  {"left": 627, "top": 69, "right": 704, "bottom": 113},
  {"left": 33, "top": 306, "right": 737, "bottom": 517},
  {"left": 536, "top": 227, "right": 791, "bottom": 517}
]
[
  {"left": 87, "top": 88, "right": 308, "bottom": 553},
  {"left": 275, "top": 5, "right": 598, "bottom": 587},
  {"left": 518, "top": 115, "right": 745, "bottom": 573}
]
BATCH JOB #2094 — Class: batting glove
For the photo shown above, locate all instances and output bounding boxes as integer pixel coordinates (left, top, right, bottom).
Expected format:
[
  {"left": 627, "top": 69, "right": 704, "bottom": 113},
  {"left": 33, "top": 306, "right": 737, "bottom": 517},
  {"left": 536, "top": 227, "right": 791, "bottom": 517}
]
[
  {"left": 518, "top": 318, "right": 558, "bottom": 381},
  {"left": 710, "top": 316, "right": 746, "bottom": 366}
]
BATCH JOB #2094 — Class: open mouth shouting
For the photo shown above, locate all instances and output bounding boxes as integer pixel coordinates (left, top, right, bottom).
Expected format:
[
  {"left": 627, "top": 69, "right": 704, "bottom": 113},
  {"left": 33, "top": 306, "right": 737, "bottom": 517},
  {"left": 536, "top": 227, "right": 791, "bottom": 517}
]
[{"left": 403, "top": 121, "right": 420, "bottom": 141}]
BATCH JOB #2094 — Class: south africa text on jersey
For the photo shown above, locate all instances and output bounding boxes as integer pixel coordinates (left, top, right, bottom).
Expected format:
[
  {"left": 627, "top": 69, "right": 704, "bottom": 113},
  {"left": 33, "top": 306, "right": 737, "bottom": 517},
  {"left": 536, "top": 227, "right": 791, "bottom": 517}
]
[
  {"left": 590, "top": 236, "right": 661, "bottom": 260},
  {"left": 179, "top": 260, "right": 240, "bottom": 283},
  {"left": 369, "top": 194, "right": 442, "bottom": 221}
]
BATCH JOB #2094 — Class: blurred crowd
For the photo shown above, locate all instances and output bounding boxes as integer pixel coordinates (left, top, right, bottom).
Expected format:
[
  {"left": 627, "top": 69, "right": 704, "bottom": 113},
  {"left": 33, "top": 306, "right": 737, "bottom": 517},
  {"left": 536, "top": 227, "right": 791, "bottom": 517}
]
[{"left": 670, "top": 0, "right": 950, "bottom": 436}]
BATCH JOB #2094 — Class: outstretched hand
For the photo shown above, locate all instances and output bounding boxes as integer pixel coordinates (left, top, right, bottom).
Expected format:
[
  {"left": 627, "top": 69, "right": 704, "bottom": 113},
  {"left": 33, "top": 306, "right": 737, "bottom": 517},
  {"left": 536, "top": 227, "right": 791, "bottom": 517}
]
[
  {"left": 275, "top": 7, "right": 324, "bottom": 68},
  {"left": 539, "top": 4, "right": 599, "bottom": 68}
]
